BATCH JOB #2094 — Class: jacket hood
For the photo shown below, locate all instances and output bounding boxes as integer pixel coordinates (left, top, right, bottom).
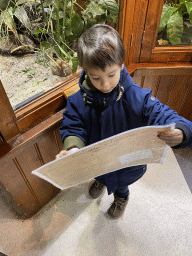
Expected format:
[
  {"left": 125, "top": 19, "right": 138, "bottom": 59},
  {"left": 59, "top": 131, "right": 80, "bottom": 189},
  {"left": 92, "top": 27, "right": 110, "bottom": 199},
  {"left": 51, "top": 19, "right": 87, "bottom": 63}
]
[{"left": 78, "top": 65, "right": 132, "bottom": 108}]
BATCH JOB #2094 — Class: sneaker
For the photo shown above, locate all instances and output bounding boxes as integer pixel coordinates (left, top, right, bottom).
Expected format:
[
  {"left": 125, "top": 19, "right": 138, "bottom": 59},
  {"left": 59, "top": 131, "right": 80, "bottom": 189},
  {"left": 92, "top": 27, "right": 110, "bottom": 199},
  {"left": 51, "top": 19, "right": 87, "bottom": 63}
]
[
  {"left": 107, "top": 194, "right": 129, "bottom": 219},
  {"left": 89, "top": 180, "right": 106, "bottom": 199}
]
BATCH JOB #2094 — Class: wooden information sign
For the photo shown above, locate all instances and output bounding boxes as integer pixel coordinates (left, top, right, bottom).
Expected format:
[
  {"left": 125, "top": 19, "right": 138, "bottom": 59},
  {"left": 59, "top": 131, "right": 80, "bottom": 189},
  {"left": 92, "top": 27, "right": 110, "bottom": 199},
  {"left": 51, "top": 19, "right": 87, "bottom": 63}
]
[{"left": 32, "top": 124, "right": 175, "bottom": 190}]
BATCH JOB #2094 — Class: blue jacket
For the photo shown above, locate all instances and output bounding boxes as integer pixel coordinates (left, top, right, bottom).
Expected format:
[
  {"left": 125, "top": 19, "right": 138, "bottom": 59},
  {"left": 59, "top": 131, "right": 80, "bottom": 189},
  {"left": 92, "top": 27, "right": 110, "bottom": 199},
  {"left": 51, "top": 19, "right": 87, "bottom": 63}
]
[{"left": 60, "top": 66, "right": 192, "bottom": 193}]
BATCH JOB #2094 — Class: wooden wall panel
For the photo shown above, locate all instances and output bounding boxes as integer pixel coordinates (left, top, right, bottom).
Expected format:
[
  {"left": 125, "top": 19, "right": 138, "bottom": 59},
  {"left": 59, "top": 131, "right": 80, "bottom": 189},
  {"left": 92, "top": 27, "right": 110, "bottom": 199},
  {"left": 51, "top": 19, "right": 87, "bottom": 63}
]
[
  {"left": 166, "top": 76, "right": 190, "bottom": 114},
  {"left": 0, "top": 159, "right": 41, "bottom": 217},
  {"left": 178, "top": 80, "right": 192, "bottom": 121},
  {"left": 15, "top": 141, "right": 59, "bottom": 207},
  {"left": 0, "top": 81, "right": 20, "bottom": 141},
  {"left": 132, "top": 76, "right": 143, "bottom": 87},
  {"left": 132, "top": 66, "right": 192, "bottom": 120},
  {"left": 36, "top": 130, "right": 61, "bottom": 164},
  {"left": 142, "top": 75, "right": 161, "bottom": 95},
  {"left": 155, "top": 75, "right": 176, "bottom": 105},
  {"left": 54, "top": 128, "right": 64, "bottom": 151},
  {"left": 0, "top": 113, "right": 64, "bottom": 218}
]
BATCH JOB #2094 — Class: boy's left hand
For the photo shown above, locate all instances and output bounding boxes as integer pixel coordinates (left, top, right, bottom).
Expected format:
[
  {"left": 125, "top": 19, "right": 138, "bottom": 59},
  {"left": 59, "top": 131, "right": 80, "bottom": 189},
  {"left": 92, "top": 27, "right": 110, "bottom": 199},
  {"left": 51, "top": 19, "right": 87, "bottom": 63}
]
[{"left": 157, "top": 128, "right": 184, "bottom": 147}]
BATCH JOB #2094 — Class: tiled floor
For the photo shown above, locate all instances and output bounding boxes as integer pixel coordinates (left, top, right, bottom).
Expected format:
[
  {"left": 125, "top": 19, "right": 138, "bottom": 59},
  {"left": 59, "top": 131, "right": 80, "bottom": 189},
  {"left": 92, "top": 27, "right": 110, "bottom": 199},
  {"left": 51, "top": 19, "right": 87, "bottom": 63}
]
[{"left": 0, "top": 148, "right": 192, "bottom": 256}]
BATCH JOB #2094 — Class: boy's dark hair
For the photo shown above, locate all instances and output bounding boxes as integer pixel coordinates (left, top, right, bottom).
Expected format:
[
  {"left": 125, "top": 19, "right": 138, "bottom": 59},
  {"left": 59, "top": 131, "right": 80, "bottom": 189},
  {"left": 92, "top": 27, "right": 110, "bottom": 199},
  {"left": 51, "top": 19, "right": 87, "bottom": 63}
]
[{"left": 77, "top": 24, "right": 125, "bottom": 71}]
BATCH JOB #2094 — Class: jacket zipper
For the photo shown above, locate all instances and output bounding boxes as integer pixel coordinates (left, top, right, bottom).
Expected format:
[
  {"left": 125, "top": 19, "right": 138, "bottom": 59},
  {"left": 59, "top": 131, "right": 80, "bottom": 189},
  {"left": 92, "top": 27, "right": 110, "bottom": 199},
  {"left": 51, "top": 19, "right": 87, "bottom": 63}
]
[{"left": 103, "top": 98, "right": 107, "bottom": 108}]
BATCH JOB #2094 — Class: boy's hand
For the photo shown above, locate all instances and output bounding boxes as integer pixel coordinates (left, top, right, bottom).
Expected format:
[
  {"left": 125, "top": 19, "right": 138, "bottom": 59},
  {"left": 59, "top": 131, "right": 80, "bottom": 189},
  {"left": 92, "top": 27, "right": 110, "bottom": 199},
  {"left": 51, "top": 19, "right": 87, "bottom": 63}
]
[
  {"left": 56, "top": 150, "right": 69, "bottom": 159},
  {"left": 56, "top": 148, "right": 79, "bottom": 159},
  {"left": 157, "top": 128, "right": 184, "bottom": 147}
]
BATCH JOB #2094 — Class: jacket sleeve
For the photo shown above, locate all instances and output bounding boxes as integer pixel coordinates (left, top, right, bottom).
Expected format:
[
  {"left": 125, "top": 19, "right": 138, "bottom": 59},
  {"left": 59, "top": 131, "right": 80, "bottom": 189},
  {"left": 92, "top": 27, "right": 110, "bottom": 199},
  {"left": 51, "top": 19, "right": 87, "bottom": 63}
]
[
  {"left": 59, "top": 95, "right": 87, "bottom": 150},
  {"left": 141, "top": 89, "right": 192, "bottom": 148}
]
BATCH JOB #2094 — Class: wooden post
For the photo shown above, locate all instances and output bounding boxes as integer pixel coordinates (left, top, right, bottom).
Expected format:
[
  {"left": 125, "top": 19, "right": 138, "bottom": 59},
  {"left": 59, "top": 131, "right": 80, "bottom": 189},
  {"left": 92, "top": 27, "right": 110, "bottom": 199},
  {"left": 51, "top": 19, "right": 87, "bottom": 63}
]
[{"left": 0, "top": 80, "right": 20, "bottom": 142}]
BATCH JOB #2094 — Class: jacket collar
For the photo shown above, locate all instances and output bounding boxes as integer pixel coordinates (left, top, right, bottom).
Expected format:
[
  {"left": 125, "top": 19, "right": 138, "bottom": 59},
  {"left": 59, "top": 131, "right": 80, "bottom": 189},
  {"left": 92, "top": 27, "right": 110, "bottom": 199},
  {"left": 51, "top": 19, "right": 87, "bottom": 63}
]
[{"left": 78, "top": 65, "right": 131, "bottom": 108}]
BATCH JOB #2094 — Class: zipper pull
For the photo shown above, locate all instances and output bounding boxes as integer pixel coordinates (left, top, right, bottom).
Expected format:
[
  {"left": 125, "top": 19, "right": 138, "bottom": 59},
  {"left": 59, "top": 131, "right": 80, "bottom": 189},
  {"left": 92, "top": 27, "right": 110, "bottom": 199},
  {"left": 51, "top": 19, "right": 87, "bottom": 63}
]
[{"left": 103, "top": 98, "right": 107, "bottom": 108}]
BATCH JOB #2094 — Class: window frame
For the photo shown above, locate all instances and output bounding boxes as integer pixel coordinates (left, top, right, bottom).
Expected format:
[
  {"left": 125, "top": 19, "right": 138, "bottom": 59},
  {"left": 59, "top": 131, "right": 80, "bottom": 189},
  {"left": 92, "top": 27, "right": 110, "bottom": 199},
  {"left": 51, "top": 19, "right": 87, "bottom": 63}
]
[
  {"left": 128, "top": 0, "right": 192, "bottom": 64},
  {"left": 1, "top": 0, "right": 192, "bottom": 145}
]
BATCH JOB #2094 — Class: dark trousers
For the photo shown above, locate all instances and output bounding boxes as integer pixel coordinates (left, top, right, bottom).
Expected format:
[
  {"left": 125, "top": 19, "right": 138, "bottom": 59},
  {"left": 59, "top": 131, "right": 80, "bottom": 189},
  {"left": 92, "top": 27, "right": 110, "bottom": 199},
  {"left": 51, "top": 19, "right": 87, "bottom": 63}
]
[{"left": 96, "top": 165, "right": 147, "bottom": 198}]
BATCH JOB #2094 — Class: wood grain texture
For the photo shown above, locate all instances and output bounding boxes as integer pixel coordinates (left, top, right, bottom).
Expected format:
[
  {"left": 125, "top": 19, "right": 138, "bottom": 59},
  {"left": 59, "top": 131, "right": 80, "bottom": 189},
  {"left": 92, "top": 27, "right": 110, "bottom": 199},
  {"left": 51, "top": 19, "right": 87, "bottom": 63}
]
[
  {"left": 0, "top": 111, "right": 64, "bottom": 217},
  {"left": 151, "top": 47, "right": 192, "bottom": 63},
  {"left": 139, "top": 0, "right": 164, "bottom": 62},
  {"left": 132, "top": 66, "right": 192, "bottom": 119},
  {"left": 16, "top": 95, "right": 65, "bottom": 133},
  {"left": 119, "top": 0, "right": 136, "bottom": 66},
  {"left": 0, "top": 158, "right": 41, "bottom": 217},
  {"left": 62, "top": 83, "right": 79, "bottom": 99},
  {"left": 131, "top": 0, "right": 149, "bottom": 63},
  {"left": 178, "top": 79, "right": 192, "bottom": 121},
  {"left": 0, "top": 80, "right": 20, "bottom": 141}
]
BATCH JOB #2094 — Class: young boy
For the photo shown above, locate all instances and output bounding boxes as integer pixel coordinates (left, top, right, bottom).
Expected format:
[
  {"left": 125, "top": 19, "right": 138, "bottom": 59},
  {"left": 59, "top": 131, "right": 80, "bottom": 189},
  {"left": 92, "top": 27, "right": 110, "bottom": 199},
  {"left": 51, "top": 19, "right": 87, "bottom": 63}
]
[{"left": 56, "top": 24, "right": 192, "bottom": 219}]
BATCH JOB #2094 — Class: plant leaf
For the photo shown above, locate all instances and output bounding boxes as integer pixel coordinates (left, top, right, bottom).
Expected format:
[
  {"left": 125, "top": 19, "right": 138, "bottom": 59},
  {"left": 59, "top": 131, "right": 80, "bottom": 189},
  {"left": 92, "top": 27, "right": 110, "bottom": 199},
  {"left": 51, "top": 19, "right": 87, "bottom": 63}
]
[
  {"left": 71, "top": 56, "right": 79, "bottom": 74},
  {"left": 84, "top": 18, "right": 97, "bottom": 31},
  {"left": 51, "top": 36, "right": 71, "bottom": 59},
  {"left": 40, "top": 41, "right": 50, "bottom": 49},
  {"left": 104, "top": 0, "right": 119, "bottom": 17},
  {"left": 83, "top": 2, "right": 105, "bottom": 18},
  {"left": 167, "top": 11, "right": 183, "bottom": 44},
  {"left": 29, "top": 69, "right": 35, "bottom": 75},
  {"left": 16, "top": 0, "right": 27, "bottom": 6},
  {"left": 71, "top": 14, "right": 84, "bottom": 37},
  {"left": 158, "top": 4, "right": 177, "bottom": 33},
  {"left": 14, "top": 6, "right": 32, "bottom": 31},
  {"left": 33, "top": 81, "right": 39, "bottom": 87},
  {"left": 185, "top": 2, "right": 192, "bottom": 23},
  {"left": 1, "top": 8, "right": 19, "bottom": 39},
  {"left": 0, "top": 0, "right": 9, "bottom": 11}
]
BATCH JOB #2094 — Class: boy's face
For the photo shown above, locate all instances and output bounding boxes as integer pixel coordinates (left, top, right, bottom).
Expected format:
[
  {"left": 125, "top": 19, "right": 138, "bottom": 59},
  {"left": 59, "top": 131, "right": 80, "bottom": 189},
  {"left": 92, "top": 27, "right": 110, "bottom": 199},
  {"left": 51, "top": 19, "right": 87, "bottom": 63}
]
[{"left": 86, "top": 64, "right": 123, "bottom": 93}]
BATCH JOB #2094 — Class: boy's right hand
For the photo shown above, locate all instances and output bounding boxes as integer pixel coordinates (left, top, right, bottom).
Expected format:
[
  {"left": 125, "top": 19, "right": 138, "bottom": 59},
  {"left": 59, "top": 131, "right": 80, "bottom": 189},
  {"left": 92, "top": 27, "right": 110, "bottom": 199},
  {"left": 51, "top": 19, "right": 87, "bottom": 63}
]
[{"left": 56, "top": 148, "right": 79, "bottom": 160}]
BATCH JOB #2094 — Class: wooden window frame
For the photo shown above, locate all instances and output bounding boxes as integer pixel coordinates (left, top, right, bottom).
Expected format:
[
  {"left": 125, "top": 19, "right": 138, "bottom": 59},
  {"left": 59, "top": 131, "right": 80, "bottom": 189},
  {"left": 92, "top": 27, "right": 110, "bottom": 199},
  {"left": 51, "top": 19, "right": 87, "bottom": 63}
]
[
  {"left": 1, "top": 0, "right": 192, "bottom": 148},
  {"left": 0, "top": 0, "right": 129, "bottom": 145},
  {"left": 127, "top": 0, "right": 192, "bottom": 64},
  {"left": 0, "top": 71, "right": 81, "bottom": 148}
]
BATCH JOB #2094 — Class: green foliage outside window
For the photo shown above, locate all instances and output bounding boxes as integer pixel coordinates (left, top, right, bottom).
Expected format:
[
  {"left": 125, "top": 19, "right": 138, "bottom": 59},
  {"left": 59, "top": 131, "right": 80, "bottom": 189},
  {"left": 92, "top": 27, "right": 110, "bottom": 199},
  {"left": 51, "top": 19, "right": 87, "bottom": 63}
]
[
  {"left": 157, "top": 0, "right": 192, "bottom": 45},
  {"left": 0, "top": 0, "right": 119, "bottom": 73}
]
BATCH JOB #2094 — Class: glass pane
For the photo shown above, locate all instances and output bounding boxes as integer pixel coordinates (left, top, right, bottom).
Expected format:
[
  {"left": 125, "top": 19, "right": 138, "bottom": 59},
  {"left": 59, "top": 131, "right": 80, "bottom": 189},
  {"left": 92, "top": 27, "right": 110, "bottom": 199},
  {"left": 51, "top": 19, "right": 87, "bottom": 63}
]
[
  {"left": 0, "top": 53, "right": 64, "bottom": 109},
  {"left": 0, "top": 0, "right": 119, "bottom": 109},
  {"left": 156, "top": 0, "right": 192, "bottom": 46}
]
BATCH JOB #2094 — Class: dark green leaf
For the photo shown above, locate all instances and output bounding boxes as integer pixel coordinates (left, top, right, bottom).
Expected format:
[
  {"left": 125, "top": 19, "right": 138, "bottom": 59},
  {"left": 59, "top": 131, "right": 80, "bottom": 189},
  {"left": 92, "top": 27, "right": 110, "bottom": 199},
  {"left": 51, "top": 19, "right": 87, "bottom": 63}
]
[
  {"left": 0, "top": 0, "right": 10, "bottom": 10},
  {"left": 34, "top": 27, "right": 48, "bottom": 36},
  {"left": 83, "top": 2, "right": 105, "bottom": 18},
  {"left": 63, "top": 20, "right": 73, "bottom": 37},
  {"left": 40, "top": 41, "right": 50, "bottom": 49},
  {"left": 84, "top": 18, "right": 97, "bottom": 31},
  {"left": 185, "top": 2, "right": 192, "bottom": 23},
  {"left": 167, "top": 11, "right": 183, "bottom": 44},
  {"left": 66, "top": 34, "right": 78, "bottom": 43},
  {"left": 158, "top": 4, "right": 176, "bottom": 33},
  {"left": 72, "top": 56, "right": 79, "bottom": 74},
  {"left": 104, "top": 0, "right": 119, "bottom": 17},
  {"left": 71, "top": 14, "right": 84, "bottom": 37}
]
